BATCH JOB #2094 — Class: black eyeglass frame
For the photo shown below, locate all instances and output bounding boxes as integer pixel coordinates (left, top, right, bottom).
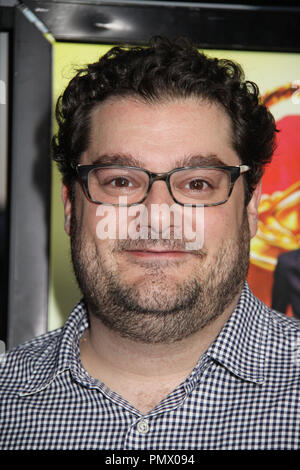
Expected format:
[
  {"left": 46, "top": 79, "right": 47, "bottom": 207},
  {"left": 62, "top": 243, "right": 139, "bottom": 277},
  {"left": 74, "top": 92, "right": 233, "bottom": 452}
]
[{"left": 74, "top": 163, "right": 251, "bottom": 207}]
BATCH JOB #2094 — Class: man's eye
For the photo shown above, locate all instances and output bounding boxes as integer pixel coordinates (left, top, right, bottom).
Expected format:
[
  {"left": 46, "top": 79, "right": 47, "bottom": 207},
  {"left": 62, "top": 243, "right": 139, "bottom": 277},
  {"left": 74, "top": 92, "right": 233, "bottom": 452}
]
[
  {"left": 109, "top": 177, "right": 133, "bottom": 188},
  {"left": 185, "top": 179, "right": 210, "bottom": 191}
]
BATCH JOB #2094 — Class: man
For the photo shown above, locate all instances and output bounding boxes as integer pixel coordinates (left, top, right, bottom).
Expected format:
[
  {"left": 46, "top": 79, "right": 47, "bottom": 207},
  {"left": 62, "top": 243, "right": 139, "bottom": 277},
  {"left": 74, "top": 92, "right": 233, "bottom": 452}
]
[{"left": 1, "top": 37, "right": 299, "bottom": 450}]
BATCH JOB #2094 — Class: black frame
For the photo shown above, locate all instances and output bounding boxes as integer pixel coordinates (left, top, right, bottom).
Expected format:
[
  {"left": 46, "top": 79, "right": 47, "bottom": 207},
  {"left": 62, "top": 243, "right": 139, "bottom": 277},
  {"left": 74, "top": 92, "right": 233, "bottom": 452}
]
[
  {"left": 22, "top": 0, "right": 300, "bottom": 52},
  {"left": 1, "top": 0, "right": 300, "bottom": 347},
  {"left": 1, "top": 3, "right": 52, "bottom": 348}
]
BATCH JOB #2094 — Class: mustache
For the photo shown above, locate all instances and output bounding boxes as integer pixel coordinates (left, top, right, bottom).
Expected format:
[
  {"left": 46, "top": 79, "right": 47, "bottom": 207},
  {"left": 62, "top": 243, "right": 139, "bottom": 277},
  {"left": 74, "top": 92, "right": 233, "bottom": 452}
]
[{"left": 113, "top": 238, "right": 208, "bottom": 256}]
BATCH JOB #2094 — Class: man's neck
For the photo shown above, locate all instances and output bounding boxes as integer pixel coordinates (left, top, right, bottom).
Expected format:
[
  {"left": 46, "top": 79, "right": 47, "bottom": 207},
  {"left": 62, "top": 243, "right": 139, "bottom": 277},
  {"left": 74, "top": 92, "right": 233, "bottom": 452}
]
[{"left": 79, "top": 292, "right": 240, "bottom": 414}]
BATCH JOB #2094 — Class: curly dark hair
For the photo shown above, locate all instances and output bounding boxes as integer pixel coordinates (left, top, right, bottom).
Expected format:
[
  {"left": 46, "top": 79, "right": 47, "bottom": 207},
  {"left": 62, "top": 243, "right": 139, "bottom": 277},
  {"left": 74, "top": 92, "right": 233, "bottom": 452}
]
[{"left": 52, "top": 36, "right": 277, "bottom": 204}]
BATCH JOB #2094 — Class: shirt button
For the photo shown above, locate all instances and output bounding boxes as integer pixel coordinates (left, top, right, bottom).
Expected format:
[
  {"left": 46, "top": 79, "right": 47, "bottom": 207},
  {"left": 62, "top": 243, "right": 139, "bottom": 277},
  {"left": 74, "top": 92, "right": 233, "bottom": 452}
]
[{"left": 137, "top": 419, "right": 150, "bottom": 434}]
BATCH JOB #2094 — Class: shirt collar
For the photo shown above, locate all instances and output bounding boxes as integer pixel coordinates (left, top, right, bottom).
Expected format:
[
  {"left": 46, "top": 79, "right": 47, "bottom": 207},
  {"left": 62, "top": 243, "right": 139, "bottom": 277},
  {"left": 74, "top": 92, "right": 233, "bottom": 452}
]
[
  {"left": 205, "top": 282, "right": 268, "bottom": 384},
  {"left": 20, "top": 282, "right": 268, "bottom": 396}
]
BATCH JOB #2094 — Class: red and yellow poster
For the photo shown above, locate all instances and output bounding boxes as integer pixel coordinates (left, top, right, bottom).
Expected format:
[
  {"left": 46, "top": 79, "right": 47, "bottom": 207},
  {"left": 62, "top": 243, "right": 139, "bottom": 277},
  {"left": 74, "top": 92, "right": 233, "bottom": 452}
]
[{"left": 248, "top": 83, "right": 300, "bottom": 316}]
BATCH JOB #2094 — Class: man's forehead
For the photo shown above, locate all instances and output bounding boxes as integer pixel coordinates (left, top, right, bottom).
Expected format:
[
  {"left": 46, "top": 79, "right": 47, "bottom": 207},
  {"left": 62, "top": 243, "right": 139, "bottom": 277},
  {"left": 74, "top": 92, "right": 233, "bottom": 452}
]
[
  {"left": 84, "top": 96, "right": 237, "bottom": 167},
  {"left": 89, "top": 94, "right": 231, "bottom": 126}
]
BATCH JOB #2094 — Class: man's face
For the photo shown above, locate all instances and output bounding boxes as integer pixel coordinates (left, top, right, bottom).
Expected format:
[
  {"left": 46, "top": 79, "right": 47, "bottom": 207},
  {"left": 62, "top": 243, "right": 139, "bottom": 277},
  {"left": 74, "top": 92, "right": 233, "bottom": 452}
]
[{"left": 63, "top": 97, "right": 260, "bottom": 343}]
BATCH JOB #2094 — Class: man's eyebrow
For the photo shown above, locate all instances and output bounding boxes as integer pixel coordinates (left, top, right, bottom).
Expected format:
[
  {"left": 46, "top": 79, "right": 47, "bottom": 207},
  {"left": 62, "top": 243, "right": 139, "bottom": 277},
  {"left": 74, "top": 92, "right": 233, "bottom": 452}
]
[
  {"left": 91, "top": 154, "right": 142, "bottom": 167},
  {"left": 90, "top": 153, "right": 228, "bottom": 168},
  {"left": 175, "top": 154, "right": 228, "bottom": 167}
]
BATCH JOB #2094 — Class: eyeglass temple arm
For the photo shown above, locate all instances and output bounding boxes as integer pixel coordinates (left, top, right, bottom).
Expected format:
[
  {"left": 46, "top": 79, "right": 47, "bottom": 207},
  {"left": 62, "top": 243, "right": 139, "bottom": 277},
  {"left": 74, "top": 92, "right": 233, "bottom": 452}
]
[{"left": 239, "top": 165, "right": 250, "bottom": 174}]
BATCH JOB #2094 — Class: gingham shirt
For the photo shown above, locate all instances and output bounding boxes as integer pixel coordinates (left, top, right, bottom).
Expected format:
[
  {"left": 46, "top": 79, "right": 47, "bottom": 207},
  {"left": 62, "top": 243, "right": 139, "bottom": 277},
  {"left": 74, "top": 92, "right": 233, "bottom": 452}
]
[{"left": 1, "top": 283, "right": 300, "bottom": 450}]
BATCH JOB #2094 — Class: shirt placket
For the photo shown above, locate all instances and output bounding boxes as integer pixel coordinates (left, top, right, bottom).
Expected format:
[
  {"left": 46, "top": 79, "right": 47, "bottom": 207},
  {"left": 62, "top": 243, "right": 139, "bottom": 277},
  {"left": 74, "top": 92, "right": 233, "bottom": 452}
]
[
  {"left": 123, "top": 385, "right": 187, "bottom": 450},
  {"left": 123, "top": 354, "right": 212, "bottom": 450}
]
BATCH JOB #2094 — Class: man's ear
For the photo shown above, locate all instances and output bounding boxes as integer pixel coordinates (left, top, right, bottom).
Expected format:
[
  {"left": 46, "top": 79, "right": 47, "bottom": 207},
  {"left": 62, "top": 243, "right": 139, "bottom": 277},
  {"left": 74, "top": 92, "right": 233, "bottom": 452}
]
[
  {"left": 62, "top": 183, "right": 72, "bottom": 236},
  {"left": 247, "top": 182, "right": 262, "bottom": 239}
]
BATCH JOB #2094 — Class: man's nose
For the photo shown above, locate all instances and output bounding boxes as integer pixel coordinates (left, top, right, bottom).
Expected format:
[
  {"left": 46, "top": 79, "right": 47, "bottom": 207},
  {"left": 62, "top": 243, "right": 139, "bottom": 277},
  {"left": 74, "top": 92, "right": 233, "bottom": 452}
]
[{"left": 141, "top": 180, "right": 182, "bottom": 239}]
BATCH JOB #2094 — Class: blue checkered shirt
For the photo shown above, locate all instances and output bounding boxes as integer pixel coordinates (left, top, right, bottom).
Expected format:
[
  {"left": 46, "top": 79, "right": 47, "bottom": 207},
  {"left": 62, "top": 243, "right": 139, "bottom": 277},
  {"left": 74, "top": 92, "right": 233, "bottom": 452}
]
[{"left": 1, "top": 283, "right": 300, "bottom": 450}]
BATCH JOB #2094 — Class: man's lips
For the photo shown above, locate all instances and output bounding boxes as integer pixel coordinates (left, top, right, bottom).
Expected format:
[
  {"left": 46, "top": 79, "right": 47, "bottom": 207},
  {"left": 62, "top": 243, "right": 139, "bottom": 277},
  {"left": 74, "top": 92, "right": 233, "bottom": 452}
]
[
  {"left": 115, "top": 242, "right": 207, "bottom": 258},
  {"left": 124, "top": 248, "right": 194, "bottom": 258}
]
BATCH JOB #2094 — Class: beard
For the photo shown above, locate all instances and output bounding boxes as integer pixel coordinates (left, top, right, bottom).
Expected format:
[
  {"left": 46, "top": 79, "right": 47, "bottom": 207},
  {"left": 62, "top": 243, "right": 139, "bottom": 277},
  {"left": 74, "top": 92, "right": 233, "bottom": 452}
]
[{"left": 70, "top": 208, "right": 250, "bottom": 344}]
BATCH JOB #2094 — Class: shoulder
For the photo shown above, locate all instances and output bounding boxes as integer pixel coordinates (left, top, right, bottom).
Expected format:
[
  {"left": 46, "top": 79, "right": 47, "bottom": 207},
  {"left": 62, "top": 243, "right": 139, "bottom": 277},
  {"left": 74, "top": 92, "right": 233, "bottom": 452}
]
[
  {"left": 262, "top": 304, "right": 300, "bottom": 378},
  {"left": 0, "top": 328, "right": 63, "bottom": 394},
  {"left": 267, "top": 304, "right": 300, "bottom": 335},
  {"left": 276, "top": 249, "right": 300, "bottom": 269},
  {"left": 0, "top": 300, "right": 87, "bottom": 397}
]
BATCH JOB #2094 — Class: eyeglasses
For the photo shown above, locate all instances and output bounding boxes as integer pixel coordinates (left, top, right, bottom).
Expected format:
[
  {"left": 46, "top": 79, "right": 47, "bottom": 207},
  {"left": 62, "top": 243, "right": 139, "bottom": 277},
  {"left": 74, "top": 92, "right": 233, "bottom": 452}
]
[{"left": 74, "top": 164, "right": 250, "bottom": 207}]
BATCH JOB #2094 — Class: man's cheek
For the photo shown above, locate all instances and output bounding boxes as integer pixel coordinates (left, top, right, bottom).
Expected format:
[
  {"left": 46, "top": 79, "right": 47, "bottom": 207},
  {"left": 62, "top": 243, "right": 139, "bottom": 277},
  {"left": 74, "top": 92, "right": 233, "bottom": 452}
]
[{"left": 202, "top": 210, "right": 234, "bottom": 251}]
